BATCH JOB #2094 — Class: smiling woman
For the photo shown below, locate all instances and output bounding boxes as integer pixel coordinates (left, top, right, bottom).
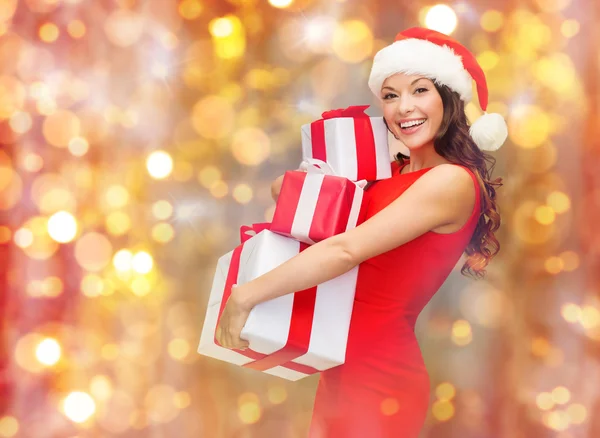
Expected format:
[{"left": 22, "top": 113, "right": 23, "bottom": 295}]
[{"left": 217, "top": 26, "right": 508, "bottom": 438}]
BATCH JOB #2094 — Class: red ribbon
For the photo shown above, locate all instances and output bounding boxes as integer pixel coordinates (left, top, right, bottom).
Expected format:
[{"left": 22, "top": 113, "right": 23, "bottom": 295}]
[
  {"left": 215, "top": 224, "right": 321, "bottom": 376},
  {"left": 321, "top": 105, "right": 370, "bottom": 120},
  {"left": 309, "top": 105, "right": 378, "bottom": 180}
]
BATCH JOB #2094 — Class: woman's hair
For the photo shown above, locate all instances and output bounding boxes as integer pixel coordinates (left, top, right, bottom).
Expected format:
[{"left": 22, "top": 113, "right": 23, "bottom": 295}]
[{"left": 392, "top": 83, "right": 503, "bottom": 280}]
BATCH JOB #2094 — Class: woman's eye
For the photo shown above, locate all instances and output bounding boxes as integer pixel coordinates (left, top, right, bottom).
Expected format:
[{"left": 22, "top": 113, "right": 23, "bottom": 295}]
[
  {"left": 415, "top": 88, "right": 428, "bottom": 94},
  {"left": 383, "top": 93, "right": 397, "bottom": 100}
]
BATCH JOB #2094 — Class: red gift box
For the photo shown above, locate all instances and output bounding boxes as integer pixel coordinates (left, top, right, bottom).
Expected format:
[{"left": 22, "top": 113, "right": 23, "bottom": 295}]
[{"left": 270, "top": 159, "right": 369, "bottom": 245}]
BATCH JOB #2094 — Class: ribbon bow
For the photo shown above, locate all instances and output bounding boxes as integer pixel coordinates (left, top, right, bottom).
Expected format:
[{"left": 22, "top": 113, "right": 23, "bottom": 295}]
[
  {"left": 239, "top": 222, "right": 271, "bottom": 243},
  {"left": 298, "top": 158, "right": 367, "bottom": 189},
  {"left": 321, "top": 105, "right": 370, "bottom": 120}
]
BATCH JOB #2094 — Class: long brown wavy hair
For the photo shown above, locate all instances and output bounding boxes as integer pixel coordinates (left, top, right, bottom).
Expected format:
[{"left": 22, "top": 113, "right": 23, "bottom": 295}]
[{"left": 392, "top": 83, "right": 503, "bottom": 279}]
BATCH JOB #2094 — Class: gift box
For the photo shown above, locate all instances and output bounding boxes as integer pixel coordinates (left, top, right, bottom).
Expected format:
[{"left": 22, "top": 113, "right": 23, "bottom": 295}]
[
  {"left": 270, "top": 159, "right": 369, "bottom": 245},
  {"left": 197, "top": 226, "right": 358, "bottom": 381},
  {"left": 301, "top": 105, "right": 392, "bottom": 182}
]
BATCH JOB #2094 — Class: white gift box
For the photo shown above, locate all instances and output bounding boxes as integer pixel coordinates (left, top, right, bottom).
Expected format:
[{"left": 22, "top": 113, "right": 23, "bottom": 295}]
[
  {"left": 198, "top": 230, "right": 358, "bottom": 381},
  {"left": 301, "top": 107, "right": 392, "bottom": 182}
]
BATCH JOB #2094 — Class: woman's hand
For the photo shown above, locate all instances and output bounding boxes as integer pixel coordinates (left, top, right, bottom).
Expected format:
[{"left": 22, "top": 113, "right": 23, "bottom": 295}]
[
  {"left": 215, "top": 285, "right": 253, "bottom": 350},
  {"left": 270, "top": 174, "right": 285, "bottom": 202},
  {"left": 270, "top": 166, "right": 307, "bottom": 202}
]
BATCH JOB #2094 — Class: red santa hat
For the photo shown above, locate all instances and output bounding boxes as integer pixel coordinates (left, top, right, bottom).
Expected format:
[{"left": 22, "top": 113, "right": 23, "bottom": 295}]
[{"left": 368, "top": 27, "right": 508, "bottom": 152}]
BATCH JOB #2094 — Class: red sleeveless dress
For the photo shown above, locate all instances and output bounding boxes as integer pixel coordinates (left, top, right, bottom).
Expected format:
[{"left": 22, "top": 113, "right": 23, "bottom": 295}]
[{"left": 309, "top": 160, "right": 482, "bottom": 438}]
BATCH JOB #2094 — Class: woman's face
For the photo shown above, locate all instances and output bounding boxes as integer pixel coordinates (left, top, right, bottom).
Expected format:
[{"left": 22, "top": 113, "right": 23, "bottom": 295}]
[{"left": 381, "top": 73, "right": 444, "bottom": 152}]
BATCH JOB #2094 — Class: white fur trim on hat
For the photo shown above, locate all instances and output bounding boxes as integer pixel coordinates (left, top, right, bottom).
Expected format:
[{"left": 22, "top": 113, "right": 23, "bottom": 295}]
[{"left": 368, "top": 39, "right": 473, "bottom": 101}]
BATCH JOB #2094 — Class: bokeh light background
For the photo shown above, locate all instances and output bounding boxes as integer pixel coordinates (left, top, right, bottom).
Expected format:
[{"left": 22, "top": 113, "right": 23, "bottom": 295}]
[{"left": 0, "top": 0, "right": 598, "bottom": 437}]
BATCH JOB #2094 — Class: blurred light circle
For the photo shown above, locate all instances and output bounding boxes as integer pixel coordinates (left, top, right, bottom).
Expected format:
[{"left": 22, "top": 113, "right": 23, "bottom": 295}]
[
  {"left": 68, "top": 137, "right": 89, "bottom": 156},
  {"left": 0, "top": 75, "right": 26, "bottom": 119},
  {"left": 105, "top": 185, "right": 129, "bottom": 209},
  {"left": 436, "top": 382, "right": 456, "bottom": 401},
  {"left": 232, "top": 184, "right": 253, "bottom": 204},
  {"left": 48, "top": 211, "right": 78, "bottom": 243},
  {"left": 131, "top": 276, "right": 152, "bottom": 296},
  {"left": 476, "top": 51, "right": 499, "bottom": 72},
  {"left": 35, "top": 337, "right": 61, "bottom": 366},
  {"left": 513, "top": 201, "right": 555, "bottom": 244},
  {"left": 105, "top": 211, "right": 132, "bottom": 236},
  {"left": 560, "top": 250, "right": 579, "bottom": 272},
  {"left": 145, "top": 385, "right": 179, "bottom": 424},
  {"left": 151, "top": 223, "right": 175, "bottom": 243},
  {"left": 238, "top": 400, "right": 261, "bottom": 424},
  {"left": 269, "top": 0, "right": 293, "bottom": 8},
  {"left": 43, "top": 110, "right": 81, "bottom": 148},
  {"left": 534, "top": 205, "right": 555, "bottom": 225},
  {"left": 62, "top": 391, "right": 96, "bottom": 423},
  {"left": 132, "top": 251, "right": 153, "bottom": 274},
  {"left": 480, "top": 10, "right": 504, "bottom": 32},
  {"left": 113, "top": 249, "right": 133, "bottom": 271},
  {"left": 534, "top": 0, "right": 572, "bottom": 12},
  {"left": 173, "top": 392, "right": 191, "bottom": 409},
  {"left": 545, "top": 256, "right": 563, "bottom": 274},
  {"left": 191, "top": 96, "right": 235, "bottom": 139},
  {"left": 81, "top": 274, "right": 105, "bottom": 298},
  {"left": 209, "top": 17, "right": 234, "bottom": 38},
  {"left": 567, "top": 404, "right": 587, "bottom": 424},
  {"left": 31, "top": 173, "right": 76, "bottom": 214},
  {"left": 535, "top": 54, "right": 577, "bottom": 94},
  {"left": 561, "top": 19, "right": 580, "bottom": 38},
  {"left": 531, "top": 337, "right": 551, "bottom": 357},
  {"left": 21, "top": 152, "right": 44, "bottom": 173},
  {"left": 178, "top": 0, "right": 203, "bottom": 20},
  {"left": 425, "top": 5, "right": 457, "bottom": 35},
  {"left": 9, "top": 111, "right": 32, "bottom": 133},
  {"left": 168, "top": 338, "right": 190, "bottom": 360},
  {"left": 74, "top": 232, "right": 113, "bottom": 272},
  {"left": 508, "top": 105, "right": 550, "bottom": 149},
  {"left": 0, "top": 0, "right": 18, "bottom": 22},
  {"left": 152, "top": 200, "right": 173, "bottom": 220},
  {"left": 39, "top": 22, "right": 59, "bottom": 43},
  {"left": 536, "top": 392, "right": 554, "bottom": 410},
  {"left": 67, "top": 19, "right": 86, "bottom": 38},
  {"left": 197, "top": 166, "right": 222, "bottom": 189},
  {"left": 13, "top": 228, "right": 33, "bottom": 248},
  {"left": 432, "top": 399, "right": 454, "bottom": 421},
  {"left": 332, "top": 20, "right": 373, "bottom": 63},
  {"left": 231, "top": 127, "right": 271, "bottom": 166},
  {"left": 267, "top": 385, "right": 287, "bottom": 404},
  {"left": 19, "top": 216, "right": 59, "bottom": 259},
  {"left": 89, "top": 375, "right": 113, "bottom": 401},
  {"left": 104, "top": 9, "right": 144, "bottom": 47},
  {"left": 0, "top": 415, "right": 18, "bottom": 437},
  {"left": 146, "top": 151, "right": 173, "bottom": 179}
]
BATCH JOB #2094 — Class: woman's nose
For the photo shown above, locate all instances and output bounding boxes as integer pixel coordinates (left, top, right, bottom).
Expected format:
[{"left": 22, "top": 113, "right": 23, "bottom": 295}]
[{"left": 397, "top": 95, "right": 414, "bottom": 115}]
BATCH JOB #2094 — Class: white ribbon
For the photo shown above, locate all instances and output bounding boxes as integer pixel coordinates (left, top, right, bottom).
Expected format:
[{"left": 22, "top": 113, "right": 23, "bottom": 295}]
[{"left": 298, "top": 158, "right": 367, "bottom": 189}]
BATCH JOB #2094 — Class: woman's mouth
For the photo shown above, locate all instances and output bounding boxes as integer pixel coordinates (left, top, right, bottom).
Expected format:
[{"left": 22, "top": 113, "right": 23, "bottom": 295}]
[{"left": 398, "top": 118, "right": 426, "bottom": 135}]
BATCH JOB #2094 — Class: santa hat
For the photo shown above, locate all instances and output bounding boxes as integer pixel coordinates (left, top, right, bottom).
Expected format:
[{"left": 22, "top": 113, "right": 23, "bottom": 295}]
[{"left": 368, "top": 27, "right": 507, "bottom": 152}]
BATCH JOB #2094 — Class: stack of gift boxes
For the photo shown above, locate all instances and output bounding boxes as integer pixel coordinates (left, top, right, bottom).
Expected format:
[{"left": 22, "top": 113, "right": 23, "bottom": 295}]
[{"left": 198, "top": 106, "right": 393, "bottom": 381}]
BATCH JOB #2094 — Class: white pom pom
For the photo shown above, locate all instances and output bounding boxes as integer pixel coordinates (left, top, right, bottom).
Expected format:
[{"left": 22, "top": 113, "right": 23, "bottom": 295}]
[{"left": 469, "top": 113, "right": 508, "bottom": 151}]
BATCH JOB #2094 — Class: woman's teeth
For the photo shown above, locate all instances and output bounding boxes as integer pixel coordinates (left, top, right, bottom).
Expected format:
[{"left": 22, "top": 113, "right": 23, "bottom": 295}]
[{"left": 400, "top": 119, "right": 426, "bottom": 129}]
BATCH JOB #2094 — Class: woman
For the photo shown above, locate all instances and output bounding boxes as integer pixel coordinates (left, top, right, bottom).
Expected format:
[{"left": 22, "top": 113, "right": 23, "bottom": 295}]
[{"left": 216, "top": 27, "right": 506, "bottom": 437}]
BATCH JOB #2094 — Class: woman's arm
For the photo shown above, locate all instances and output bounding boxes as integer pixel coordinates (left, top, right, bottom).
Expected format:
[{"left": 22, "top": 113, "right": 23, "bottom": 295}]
[{"left": 234, "top": 164, "right": 476, "bottom": 310}]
